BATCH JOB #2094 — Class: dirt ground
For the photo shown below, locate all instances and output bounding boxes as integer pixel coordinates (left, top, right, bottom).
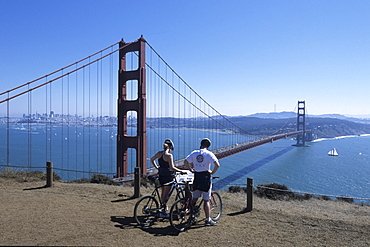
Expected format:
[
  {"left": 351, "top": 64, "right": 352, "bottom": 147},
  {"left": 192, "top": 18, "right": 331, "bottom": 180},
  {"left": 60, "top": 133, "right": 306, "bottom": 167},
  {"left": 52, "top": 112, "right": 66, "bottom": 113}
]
[{"left": 1, "top": 177, "right": 369, "bottom": 246}]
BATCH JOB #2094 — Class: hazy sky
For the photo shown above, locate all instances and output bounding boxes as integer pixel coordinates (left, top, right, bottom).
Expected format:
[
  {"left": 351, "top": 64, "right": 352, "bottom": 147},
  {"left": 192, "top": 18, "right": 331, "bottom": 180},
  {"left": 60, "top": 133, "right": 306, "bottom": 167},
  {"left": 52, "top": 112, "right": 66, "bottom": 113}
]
[{"left": 1, "top": 1, "right": 370, "bottom": 117}]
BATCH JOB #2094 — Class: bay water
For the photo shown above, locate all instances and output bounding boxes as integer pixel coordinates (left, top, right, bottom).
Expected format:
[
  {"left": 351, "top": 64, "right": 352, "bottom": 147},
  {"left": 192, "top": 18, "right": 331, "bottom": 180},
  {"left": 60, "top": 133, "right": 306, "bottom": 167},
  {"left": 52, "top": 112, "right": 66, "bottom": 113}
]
[{"left": 1, "top": 124, "right": 369, "bottom": 201}]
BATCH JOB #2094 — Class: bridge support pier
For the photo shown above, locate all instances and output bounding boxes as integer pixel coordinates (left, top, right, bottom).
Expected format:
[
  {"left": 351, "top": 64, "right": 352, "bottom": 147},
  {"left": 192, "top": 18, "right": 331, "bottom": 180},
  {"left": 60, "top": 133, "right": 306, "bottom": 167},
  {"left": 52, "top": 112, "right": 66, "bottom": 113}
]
[
  {"left": 296, "top": 101, "right": 306, "bottom": 147},
  {"left": 117, "top": 37, "right": 147, "bottom": 177}
]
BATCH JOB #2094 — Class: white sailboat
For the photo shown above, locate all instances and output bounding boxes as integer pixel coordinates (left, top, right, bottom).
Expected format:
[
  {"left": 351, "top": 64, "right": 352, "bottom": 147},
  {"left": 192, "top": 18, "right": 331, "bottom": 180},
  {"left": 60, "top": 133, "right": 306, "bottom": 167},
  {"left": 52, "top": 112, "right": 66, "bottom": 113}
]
[{"left": 328, "top": 148, "right": 338, "bottom": 156}]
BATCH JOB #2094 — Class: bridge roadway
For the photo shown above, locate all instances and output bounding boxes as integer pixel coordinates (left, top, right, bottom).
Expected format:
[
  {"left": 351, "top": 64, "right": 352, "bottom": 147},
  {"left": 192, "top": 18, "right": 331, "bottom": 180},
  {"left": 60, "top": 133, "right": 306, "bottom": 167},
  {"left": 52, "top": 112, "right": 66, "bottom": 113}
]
[
  {"left": 145, "top": 130, "right": 306, "bottom": 176},
  {"left": 113, "top": 130, "right": 306, "bottom": 182}
]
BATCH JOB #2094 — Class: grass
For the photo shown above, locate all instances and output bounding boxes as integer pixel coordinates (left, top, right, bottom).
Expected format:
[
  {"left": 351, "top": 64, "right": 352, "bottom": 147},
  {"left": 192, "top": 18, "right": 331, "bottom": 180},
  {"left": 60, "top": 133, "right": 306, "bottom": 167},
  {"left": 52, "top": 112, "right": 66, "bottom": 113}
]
[{"left": 0, "top": 167, "right": 62, "bottom": 182}]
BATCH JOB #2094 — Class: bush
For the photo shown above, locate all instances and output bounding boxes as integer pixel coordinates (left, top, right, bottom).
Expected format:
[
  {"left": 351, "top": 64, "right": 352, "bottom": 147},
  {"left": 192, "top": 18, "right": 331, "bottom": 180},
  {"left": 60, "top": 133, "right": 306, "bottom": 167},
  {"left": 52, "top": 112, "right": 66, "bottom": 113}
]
[
  {"left": 228, "top": 186, "right": 242, "bottom": 193},
  {"left": 337, "top": 196, "right": 354, "bottom": 203},
  {"left": 319, "top": 195, "right": 332, "bottom": 201},
  {"left": 130, "top": 175, "right": 156, "bottom": 188},
  {"left": 293, "top": 193, "right": 313, "bottom": 201},
  {"left": 90, "top": 174, "right": 116, "bottom": 185},
  {"left": 69, "top": 178, "right": 91, "bottom": 183},
  {"left": 255, "top": 183, "right": 295, "bottom": 200}
]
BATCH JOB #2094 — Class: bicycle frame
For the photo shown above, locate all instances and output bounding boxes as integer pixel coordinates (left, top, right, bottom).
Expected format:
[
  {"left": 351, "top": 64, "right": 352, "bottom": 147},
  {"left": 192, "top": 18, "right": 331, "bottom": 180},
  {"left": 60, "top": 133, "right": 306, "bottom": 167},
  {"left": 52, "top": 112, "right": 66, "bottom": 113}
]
[
  {"left": 134, "top": 172, "right": 190, "bottom": 227},
  {"left": 152, "top": 175, "right": 187, "bottom": 206},
  {"left": 169, "top": 178, "right": 223, "bottom": 231}
]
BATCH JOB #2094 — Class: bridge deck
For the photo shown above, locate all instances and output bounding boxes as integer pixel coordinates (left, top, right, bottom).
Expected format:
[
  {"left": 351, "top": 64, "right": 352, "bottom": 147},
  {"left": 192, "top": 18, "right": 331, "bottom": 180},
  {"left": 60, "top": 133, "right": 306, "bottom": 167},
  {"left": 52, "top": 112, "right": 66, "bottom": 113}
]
[{"left": 149, "top": 130, "right": 306, "bottom": 175}]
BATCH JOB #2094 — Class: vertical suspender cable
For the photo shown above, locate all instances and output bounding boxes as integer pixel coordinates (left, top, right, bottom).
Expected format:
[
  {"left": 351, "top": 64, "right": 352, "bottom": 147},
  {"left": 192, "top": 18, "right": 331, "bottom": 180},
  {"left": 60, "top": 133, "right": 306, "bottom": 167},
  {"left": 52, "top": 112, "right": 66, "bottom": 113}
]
[
  {"left": 67, "top": 74, "right": 70, "bottom": 180},
  {"left": 50, "top": 75, "right": 53, "bottom": 162},
  {"left": 131, "top": 52, "right": 135, "bottom": 173},
  {"left": 96, "top": 58, "right": 99, "bottom": 173},
  {"left": 6, "top": 92, "right": 9, "bottom": 166},
  {"left": 109, "top": 47, "right": 113, "bottom": 174},
  {"left": 75, "top": 63, "right": 78, "bottom": 179},
  {"left": 61, "top": 70, "right": 64, "bottom": 178},
  {"left": 158, "top": 55, "right": 161, "bottom": 152},
  {"left": 28, "top": 85, "right": 31, "bottom": 169},
  {"left": 82, "top": 65, "right": 85, "bottom": 178},
  {"left": 100, "top": 52, "right": 103, "bottom": 174},
  {"left": 88, "top": 57, "right": 91, "bottom": 175},
  {"left": 45, "top": 78, "right": 48, "bottom": 164}
]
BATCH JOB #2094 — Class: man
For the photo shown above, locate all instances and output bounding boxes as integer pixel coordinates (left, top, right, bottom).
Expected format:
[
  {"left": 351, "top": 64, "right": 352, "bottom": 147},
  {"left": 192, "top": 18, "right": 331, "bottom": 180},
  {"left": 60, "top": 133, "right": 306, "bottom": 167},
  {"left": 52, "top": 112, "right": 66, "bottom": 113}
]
[{"left": 184, "top": 138, "right": 220, "bottom": 226}]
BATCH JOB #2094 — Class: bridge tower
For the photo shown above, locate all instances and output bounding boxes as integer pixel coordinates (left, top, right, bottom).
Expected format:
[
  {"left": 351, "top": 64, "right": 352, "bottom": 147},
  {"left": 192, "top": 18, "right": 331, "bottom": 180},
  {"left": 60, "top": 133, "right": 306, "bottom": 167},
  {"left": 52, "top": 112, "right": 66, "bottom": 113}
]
[
  {"left": 117, "top": 37, "right": 147, "bottom": 177},
  {"left": 296, "top": 101, "right": 306, "bottom": 146}
]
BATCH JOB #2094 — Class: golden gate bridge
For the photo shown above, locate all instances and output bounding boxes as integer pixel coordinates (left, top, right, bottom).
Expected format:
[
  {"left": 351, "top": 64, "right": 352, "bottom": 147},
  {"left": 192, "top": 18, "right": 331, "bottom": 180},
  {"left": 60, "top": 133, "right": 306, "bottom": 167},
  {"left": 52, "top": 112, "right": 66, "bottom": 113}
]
[{"left": 0, "top": 36, "right": 310, "bottom": 181}]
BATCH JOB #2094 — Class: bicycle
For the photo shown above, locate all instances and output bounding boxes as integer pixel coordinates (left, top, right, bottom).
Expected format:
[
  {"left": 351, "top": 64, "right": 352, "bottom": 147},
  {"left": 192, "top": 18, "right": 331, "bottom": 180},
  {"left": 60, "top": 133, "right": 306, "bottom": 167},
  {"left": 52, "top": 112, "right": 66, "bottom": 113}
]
[
  {"left": 169, "top": 177, "right": 223, "bottom": 232},
  {"left": 133, "top": 172, "right": 192, "bottom": 227}
]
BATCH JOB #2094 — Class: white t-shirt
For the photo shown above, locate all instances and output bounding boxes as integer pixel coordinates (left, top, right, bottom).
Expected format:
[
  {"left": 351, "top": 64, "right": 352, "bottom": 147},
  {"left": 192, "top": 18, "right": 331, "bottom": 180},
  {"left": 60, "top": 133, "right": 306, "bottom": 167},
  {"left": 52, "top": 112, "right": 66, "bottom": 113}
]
[{"left": 185, "top": 149, "right": 218, "bottom": 172}]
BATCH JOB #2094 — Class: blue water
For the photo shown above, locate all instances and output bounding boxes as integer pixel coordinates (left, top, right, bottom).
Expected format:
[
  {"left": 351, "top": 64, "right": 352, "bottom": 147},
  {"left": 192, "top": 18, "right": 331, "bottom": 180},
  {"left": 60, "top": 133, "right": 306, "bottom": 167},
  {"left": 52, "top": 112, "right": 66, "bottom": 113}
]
[
  {"left": 1, "top": 124, "right": 369, "bottom": 201},
  {"left": 217, "top": 136, "right": 370, "bottom": 201}
]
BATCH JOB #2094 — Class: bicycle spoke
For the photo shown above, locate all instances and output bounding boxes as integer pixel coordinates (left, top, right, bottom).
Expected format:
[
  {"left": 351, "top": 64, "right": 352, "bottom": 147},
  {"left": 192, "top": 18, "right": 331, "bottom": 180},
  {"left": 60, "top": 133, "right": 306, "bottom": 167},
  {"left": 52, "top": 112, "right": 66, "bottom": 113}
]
[
  {"left": 134, "top": 195, "right": 159, "bottom": 227},
  {"left": 169, "top": 199, "right": 192, "bottom": 232}
]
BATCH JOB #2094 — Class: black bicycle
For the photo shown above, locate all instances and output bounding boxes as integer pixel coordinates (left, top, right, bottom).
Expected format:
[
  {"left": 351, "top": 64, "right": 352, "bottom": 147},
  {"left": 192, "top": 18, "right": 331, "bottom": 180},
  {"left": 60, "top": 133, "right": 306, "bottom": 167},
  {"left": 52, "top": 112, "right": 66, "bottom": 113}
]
[
  {"left": 133, "top": 173, "right": 191, "bottom": 227},
  {"left": 169, "top": 177, "right": 223, "bottom": 232}
]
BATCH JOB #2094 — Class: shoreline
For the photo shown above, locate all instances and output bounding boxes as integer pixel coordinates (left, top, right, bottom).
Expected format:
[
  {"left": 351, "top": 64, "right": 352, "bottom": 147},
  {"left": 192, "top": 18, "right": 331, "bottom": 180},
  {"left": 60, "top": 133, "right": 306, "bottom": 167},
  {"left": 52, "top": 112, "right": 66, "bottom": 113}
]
[{"left": 311, "top": 133, "right": 370, "bottom": 142}]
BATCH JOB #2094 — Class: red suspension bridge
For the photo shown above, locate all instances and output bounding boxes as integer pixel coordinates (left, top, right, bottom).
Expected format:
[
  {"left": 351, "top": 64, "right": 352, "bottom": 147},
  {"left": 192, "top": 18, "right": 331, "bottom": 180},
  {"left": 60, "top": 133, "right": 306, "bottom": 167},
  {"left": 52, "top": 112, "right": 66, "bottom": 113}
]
[{"left": 0, "top": 36, "right": 310, "bottom": 181}]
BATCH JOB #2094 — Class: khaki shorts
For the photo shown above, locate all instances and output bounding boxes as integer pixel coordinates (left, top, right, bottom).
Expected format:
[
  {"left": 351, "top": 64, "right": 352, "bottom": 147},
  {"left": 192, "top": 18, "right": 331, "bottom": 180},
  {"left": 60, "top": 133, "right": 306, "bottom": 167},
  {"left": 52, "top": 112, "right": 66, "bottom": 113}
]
[{"left": 192, "top": 183, "right": 212, "bottom": 200}]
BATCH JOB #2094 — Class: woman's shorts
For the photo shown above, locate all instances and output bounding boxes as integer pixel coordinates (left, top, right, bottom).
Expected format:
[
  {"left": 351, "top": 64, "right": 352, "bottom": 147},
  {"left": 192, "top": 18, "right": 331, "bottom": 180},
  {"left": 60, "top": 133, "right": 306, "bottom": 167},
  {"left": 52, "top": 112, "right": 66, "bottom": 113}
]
[{"left": 159, "top": 175, "right": 174, "bottom": 185}]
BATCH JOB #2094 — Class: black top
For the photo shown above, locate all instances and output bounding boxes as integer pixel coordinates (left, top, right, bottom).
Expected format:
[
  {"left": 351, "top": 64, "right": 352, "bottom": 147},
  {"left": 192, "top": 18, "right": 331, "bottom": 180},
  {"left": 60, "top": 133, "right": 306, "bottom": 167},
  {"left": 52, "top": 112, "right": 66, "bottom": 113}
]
[{"left": 158, "top": 153, "right": 174, "bottom": 177}]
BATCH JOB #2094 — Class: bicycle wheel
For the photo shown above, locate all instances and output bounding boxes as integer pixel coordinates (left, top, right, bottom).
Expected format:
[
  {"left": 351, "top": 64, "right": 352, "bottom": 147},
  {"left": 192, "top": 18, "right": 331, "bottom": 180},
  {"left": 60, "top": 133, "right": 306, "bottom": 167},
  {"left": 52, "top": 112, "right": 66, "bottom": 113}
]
[
  {"left": 134, "top": 195, "right": 159, "bottom": 227},
  {"left": 169, "top": 199, "right": 192, "bottom": 232},
  {"left": 210, "top": 191, "right": 222, "bottom": 221}
]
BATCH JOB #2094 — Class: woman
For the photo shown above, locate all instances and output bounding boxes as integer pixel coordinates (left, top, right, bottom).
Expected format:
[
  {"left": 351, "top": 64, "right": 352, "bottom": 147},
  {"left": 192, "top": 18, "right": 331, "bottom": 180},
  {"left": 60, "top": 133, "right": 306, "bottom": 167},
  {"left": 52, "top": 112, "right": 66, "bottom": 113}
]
[{"left": 150, "top": 139, "right": 186, "bottom": 217}]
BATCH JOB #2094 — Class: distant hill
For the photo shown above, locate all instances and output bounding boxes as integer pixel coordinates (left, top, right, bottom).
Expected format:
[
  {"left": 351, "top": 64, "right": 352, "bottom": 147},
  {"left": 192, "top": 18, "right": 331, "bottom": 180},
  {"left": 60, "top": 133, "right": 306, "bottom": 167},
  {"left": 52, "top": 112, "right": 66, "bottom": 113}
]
[
  {"left": 248, "top": 111, "right": 296, "bottom": 119},
  {"left": 248, "top": 112, "right": 370, "bottom": 123},
  {"left": 145, "top": 112, "right": 370, "bottom": 139},
  {"left": 235, "top": 112, "right": 370, "bottom": 139}
]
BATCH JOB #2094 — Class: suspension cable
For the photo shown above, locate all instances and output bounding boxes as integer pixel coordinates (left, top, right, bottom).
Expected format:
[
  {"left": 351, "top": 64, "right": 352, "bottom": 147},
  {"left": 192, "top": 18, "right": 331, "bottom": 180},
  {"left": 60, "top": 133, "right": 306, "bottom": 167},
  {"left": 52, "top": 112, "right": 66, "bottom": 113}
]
[{"left": 0, "top": 42, "right": 120, "bottom": 97}]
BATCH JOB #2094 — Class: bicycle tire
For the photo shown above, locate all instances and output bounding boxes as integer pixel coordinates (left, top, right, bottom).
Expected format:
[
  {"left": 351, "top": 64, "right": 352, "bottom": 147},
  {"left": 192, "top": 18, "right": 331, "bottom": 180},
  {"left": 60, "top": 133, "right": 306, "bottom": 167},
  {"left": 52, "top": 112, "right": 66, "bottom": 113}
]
[
  {"left": 210, "top": 191, "right": 222, "bottom": 221},
  {"left": 169, "top": 199, "right": 192, "bottom": 232},
  {"left": 134, "top": 195, "right": 159, "bottom": 227}
]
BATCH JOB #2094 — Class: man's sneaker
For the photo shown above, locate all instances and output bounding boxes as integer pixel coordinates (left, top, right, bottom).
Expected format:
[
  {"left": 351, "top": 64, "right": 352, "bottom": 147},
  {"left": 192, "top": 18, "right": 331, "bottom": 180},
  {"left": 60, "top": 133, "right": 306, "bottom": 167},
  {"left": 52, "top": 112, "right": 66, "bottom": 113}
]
[
  {"left": 159, "top": 212, "right": 170, "bottom": 219},
  {"left": 205, "top": 219, "right": 217, "bottom": 226}
]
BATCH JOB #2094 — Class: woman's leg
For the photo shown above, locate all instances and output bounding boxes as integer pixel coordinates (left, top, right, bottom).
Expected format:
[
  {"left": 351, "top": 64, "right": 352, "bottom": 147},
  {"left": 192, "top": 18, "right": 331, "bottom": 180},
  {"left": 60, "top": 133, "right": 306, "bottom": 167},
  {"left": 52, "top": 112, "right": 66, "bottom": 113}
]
[{"left": 161, "top": 185, "right": 171, "bottom": 207}]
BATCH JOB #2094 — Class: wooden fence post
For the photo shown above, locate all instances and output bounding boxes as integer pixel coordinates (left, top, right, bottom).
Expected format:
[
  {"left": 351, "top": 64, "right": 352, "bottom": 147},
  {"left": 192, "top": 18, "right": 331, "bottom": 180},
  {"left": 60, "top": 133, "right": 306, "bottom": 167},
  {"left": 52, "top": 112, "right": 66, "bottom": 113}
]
[
  {"left": 46, "top": 161, "right": 53, "bottom": 187},
  {"left": 246, "top": 177, "right": 253, "bottom": 211},
  {"left": 134, "top": 167, "right": 141, "bottom": 198}
]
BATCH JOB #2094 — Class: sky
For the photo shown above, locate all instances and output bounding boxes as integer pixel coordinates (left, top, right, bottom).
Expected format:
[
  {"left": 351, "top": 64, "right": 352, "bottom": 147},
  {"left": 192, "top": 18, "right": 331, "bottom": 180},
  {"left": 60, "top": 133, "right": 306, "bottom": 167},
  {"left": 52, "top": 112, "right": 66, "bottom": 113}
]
[{"left": 1, "top": 0, "right": 370, "bottom": 117}]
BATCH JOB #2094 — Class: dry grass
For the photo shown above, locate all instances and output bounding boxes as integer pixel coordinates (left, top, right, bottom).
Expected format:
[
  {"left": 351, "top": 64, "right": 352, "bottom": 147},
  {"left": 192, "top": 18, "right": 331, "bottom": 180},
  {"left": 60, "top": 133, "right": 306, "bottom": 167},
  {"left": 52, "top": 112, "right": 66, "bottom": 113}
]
[{"left": 1, "top": 175, "right": 369, "bottom": 246}]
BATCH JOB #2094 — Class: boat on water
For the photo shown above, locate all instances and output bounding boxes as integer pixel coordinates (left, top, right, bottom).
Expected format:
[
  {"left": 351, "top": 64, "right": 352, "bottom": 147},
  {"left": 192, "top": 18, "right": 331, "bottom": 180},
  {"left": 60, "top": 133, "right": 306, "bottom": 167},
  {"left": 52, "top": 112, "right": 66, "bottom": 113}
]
[{"left": 328, "top": 148, "right": 339, "bottom": 156}]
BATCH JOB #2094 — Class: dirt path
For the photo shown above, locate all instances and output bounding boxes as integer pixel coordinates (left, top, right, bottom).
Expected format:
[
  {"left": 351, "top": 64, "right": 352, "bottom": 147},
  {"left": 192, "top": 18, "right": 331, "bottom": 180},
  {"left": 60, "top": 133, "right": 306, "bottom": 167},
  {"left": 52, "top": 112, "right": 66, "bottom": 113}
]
[{"left": 1, "top": 178, "right": 369, "bottom": 246}]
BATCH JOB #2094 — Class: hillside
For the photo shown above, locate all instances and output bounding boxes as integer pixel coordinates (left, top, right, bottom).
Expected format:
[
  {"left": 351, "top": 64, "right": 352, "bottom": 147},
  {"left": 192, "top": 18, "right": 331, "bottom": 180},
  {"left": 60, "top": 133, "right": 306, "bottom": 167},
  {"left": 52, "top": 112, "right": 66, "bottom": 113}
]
[
  {"left": 228, "top": 116, "right": 370, "bottom": 138},
  {"left": 1, "top": 178, "right": 369, "bottom": 246}
]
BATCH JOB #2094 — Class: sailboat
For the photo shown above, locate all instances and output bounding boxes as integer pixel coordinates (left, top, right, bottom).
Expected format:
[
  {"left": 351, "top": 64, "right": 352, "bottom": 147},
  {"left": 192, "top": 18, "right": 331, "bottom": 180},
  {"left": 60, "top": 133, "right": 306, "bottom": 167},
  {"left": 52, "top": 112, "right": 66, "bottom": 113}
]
[{"left": 328, "top": 148, "right": 338, "bottom": 156}]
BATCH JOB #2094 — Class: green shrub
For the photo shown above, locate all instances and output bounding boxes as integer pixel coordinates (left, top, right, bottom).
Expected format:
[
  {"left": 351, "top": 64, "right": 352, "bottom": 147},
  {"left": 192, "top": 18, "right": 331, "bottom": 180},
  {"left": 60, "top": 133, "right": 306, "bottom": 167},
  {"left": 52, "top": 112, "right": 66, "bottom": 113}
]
[
  {"left": 69, "top": 178, "right": 91, "bottom": 183},
  {"left": 319, "top": 195, "right": 332, "bottom": 201},
  {"left": 228, "top": 186, "right": 242, "bottom": 193},
  {"left": 255, "top": 183, "right": 295, "bottom": 200},
  {"left": 90, "top": 174, "right": 115, "bottom": 185},
  {"left": 337, "top": 196, "right": 354, "bottom": 203},
  {"left": 130, "top": 175, "right": 156, "bottom": 188}
]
